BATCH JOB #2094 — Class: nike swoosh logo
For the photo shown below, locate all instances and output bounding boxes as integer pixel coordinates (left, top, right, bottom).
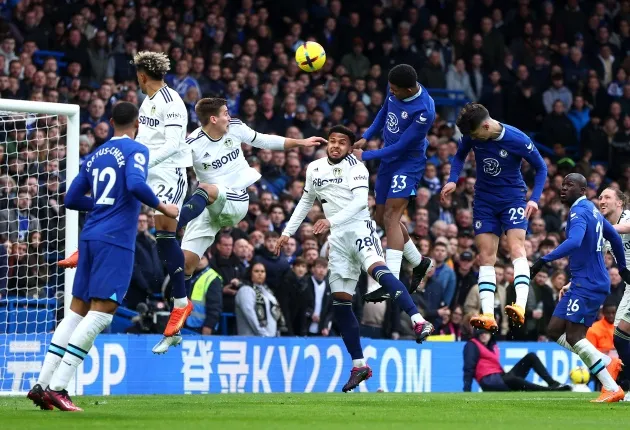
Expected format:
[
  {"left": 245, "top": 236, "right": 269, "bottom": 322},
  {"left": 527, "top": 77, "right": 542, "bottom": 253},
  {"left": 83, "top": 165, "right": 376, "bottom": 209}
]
[{"left": 566, "top": 312, "right": 574, "bottom": 316}]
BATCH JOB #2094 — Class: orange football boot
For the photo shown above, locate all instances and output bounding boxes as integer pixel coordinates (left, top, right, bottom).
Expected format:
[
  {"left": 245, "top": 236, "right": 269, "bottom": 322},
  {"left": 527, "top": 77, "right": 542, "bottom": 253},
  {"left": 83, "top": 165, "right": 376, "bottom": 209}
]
[
  {"left": 470, "top": 313, "right": 498, "bottom": 333},
  {"left": 591, "top": 388, "right": 625, "bottom": 403},
  {"left": 164, "top": 300, "right": 193, "bottom": 336},
  {"left": 505, "top": 303, "right": 525, "bottom": 327},
  {"left": 58, "top": 250, "right": 79, "bottom": 268}
]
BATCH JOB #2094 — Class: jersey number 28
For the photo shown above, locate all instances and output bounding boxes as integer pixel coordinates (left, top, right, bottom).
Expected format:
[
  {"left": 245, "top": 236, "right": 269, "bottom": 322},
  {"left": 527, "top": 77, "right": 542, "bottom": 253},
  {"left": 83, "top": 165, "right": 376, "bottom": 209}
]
[{"left": 92, "top": 167, "right": 117, "bottom": 205}]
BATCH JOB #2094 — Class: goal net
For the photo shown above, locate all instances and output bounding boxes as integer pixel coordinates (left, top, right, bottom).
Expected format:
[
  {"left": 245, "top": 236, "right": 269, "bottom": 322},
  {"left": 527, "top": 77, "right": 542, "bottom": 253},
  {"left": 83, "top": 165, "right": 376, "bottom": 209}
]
[{"left": 0, "top": 100, "right": 79, "bottom": 395}]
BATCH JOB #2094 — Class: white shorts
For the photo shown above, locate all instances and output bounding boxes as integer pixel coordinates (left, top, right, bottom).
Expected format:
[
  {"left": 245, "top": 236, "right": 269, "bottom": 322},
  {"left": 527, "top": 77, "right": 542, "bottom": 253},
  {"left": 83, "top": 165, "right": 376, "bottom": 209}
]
[
  {"left": 328, "top": 219, "right": 384, "bottom": 289},
  {"left": 615, "top": 285, "right": 630, "bottom": 326},
  {"left": 181, "top": 184, "right": 248, "bottom": 257},
  {"left": 147, "top": 167, "right": 188, "bottom": 218}
]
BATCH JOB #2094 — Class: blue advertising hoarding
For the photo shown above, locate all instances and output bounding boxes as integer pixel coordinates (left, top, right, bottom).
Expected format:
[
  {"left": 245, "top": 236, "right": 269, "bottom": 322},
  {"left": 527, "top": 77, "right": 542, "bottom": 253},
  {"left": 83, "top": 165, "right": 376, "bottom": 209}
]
[{"left": 0, "top": 335, "right": 587, "bottom": 395}]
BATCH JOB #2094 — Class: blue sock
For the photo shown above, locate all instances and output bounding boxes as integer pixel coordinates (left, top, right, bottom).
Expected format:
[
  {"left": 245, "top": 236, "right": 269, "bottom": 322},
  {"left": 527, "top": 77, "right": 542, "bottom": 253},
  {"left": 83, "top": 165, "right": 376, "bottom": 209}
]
[
  {"left": 177, "top": 188, "right": 210, "bottom": 230},
  {"left": 333, "top": 299, "right": 363, "bottom": 360},
  {"left": 156, "top": 231, "right": 186, "bottom": 300},
  {"left": 614, "top": 326, "right": 630, "bottom": 380},
  {"left": 371, "top": 265, "right": 418, "bottom": 317}
]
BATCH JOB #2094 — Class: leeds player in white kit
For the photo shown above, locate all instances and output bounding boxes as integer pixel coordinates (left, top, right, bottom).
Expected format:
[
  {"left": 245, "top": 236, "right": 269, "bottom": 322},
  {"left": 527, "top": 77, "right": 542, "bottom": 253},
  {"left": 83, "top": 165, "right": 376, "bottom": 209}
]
[
  {"left": 58, "top": 52, "right": 194, "bottom": 339},
  {"left": 152, "top": 97, "right": 324, "bottom": 353},
  {"left": 599, "top": 187, "right": 630, "bottom": 400},
  {"left": 274, "top": 125, "right": 434, "bottom": 392}
]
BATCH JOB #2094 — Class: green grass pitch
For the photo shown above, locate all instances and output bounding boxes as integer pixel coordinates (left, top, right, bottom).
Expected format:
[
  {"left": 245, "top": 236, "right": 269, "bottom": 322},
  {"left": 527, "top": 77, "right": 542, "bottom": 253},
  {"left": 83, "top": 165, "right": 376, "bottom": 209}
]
[{"left": 2, "top": 392, "right": 628, "bottom": 430}]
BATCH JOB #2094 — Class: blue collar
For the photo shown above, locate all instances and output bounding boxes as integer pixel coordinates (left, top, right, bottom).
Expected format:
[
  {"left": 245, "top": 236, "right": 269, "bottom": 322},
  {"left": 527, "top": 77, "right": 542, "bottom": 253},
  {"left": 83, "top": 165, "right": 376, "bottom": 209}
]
[
  {"left": 571, "top": 195, "right": 587, "bottom": 209},
  {"left": 402, "top": 84, "right": 422, "bottom": 102}
]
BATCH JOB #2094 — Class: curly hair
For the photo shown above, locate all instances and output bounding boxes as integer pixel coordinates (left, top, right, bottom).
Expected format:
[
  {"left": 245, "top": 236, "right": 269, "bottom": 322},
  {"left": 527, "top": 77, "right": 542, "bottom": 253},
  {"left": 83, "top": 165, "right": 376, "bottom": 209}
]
[
  {"left": 455, "top": 102, "right": 489, "bottom": 135},
  {"left": 133, "top": 51, "right": 170, "bottom": 80}
]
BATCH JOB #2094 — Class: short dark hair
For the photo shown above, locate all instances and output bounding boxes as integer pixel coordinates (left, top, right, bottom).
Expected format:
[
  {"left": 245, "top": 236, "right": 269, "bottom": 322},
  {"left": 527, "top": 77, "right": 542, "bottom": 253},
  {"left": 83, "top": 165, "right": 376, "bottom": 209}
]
[
  {"left": 294, "top": 257, "right": 307, "bottom": 267},
  {"left": 195, "top": 98, "right": 227, "bottom": 126},
  {"left": 328, "top": 124, "right": 355, "bottom": 143},
  {"left": 388, "top": 64, "right": 417, "bottom": 88},
  {"left": 111, "top": 101, "right": 139, "bottom": 127},
  {"left": 313, "top": 257, "right": 328, "bottom": 268},
  {"left": 264, "top": 231, "right": 279, "bottom": 240},
  {"left": 456, "top": 103, "right": 489, "bottom": 135}
]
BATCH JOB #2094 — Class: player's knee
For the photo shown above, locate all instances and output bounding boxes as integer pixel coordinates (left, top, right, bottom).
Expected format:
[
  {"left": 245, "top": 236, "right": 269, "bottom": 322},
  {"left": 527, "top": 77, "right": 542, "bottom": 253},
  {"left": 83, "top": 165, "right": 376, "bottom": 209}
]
[
  {"left": 546, "top": 327, "right": 562, "bottom": 342},
  {"left": 524, "top": 352, "right": 537, "bottom": 361},
  {"left": 183, "top": 251, "right": 199, "bottom": 276},
  {"left": 332, "top": 292, "right": 353, "bottom": 302},
  {"left": 198, "top": 183, "right": 219, "bottom": 203},
  {"left": 565, "top": 331, "right": 583, "bottom": 346}
]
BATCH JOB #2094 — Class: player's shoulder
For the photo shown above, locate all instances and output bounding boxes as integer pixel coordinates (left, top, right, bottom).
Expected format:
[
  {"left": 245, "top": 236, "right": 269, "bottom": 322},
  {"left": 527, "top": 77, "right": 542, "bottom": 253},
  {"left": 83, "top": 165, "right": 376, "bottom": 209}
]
[
  {"left": 620, "top": 209, "right": 630, "bottom": 224},
  {"left": 502, "top": 124, "right": 533, "bottom": 147},
  {"left": 186, "top": 127, "right": 206, "bottom": 145},
  {"left": 306, "top": 157, "right": 327, "bottom": 174}
]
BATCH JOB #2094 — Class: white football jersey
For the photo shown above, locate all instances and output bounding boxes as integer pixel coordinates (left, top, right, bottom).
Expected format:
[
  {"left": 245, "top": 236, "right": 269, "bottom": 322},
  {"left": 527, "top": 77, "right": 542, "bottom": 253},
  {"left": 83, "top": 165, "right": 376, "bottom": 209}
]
[
  {"left": 186, "top": 119, "right": 284, "bottom": 190},
  {"left": 304, "top": 154, "right": 371, "bottom": 226},
  {"left": 605, "top": 209, "right": 630, "bottom": 267},
  {"left": 137, "top": 85, "right": 191, "bottom": 168}
]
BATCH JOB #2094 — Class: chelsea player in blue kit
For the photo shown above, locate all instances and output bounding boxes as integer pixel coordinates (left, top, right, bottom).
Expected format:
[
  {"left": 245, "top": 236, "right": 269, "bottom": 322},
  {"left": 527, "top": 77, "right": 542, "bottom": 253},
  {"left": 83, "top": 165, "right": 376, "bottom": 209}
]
[
  {"left": 531, "top": 174, "right": 630, "bottom": 403},
  {"left": 353, "top": 64, "right": 435, "bottom": 304},
  {"left": 441, "top": 103, "right": 548, "bottom": 332},
  {"left": 27, "top": 102, "right": 179, "bottom": 412}
]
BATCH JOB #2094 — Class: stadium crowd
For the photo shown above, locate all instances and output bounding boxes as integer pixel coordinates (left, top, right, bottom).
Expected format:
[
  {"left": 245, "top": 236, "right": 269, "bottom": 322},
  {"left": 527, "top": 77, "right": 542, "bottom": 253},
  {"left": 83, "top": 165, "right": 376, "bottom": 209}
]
[{"left": 0, "top": 0, "right": 629, "bottom": 343}]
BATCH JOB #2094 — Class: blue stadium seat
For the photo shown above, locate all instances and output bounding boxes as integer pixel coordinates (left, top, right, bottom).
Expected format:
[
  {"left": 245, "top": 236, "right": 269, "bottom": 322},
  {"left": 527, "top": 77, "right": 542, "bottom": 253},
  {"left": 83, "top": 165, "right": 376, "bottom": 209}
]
[
  {"left": 32, "top": 50, "right": 68, "bottom": 68},
  {"left": 111, "top": 306, "right": 138, "bottom": 333},
  {"left": 220, "top": 312, "right": 235, "bottom": 335},
  {"left": 426, "top": 89, "right": 470, "bottom": 108},
  {"left": 9, "top": 298, "right": 57, "bottom": 334}
]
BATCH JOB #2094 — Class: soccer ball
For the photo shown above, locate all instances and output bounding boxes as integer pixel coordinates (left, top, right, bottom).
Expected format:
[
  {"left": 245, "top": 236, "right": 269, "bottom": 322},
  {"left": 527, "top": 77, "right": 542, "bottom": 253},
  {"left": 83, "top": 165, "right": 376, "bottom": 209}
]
[
  {"left": 570, "top": 366, "right": 590, "bottom": 384},
  {"left": 295, "top": 41, "right": 326, "bottom": 72}
]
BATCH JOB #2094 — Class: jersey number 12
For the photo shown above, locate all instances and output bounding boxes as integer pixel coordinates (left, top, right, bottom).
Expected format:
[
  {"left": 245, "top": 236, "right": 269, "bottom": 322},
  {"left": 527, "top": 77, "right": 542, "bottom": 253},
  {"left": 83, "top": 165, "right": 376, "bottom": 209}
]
[{"left": 92, "top": 167, "right": 117, "bottom": 205}]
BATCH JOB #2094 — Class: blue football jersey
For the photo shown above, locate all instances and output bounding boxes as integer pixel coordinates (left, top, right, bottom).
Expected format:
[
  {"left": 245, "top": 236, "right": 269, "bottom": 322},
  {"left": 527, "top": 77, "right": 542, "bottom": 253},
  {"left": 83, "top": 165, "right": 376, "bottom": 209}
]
[
  {"left": 449, "top": 124, "right": 547, "bottom": 202},
  {"left": 362, "top": 83, "right": 435, "bottom": 164},
  {"left": 67, "top": 136, "right": 152, "bottom": 251}
]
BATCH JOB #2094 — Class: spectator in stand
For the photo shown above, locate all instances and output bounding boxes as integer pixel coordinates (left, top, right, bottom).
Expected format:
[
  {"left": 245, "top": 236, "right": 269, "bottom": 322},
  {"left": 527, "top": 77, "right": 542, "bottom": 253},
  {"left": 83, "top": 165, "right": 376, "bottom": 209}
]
[
  {"left": 278, "top": 257, "right": 310, "bottom": 336},
  {"left": 0, "top": 191, "right": 40, "bottom": 243},
  {"left": 423, "top": 242, "right": 456, "bottom": 327},
  {"left": 184, "top": 255, "right": 223, "bottom": 335},
  {"left": 306, "top": 257, "right": 332, "bottom": 337},
  {"left": 586, "top": 299, "right": 617, "bottom": 356},
  {"left": 210, "top": 233, "right": 246, "bottom": 330}
]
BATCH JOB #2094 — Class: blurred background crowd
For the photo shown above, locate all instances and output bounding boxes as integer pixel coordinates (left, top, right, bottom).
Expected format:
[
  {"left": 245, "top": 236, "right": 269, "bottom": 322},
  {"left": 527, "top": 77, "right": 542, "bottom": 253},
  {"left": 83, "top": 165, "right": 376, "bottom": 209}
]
[{"left": 0, "top": 0, "right": 628, "bottom": 351}]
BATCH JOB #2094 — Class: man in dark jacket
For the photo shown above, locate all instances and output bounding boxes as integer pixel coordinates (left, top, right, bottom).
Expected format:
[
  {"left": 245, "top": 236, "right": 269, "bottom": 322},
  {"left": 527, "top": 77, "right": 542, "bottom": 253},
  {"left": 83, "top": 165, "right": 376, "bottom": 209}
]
[
  {"left": 254, "top": 231, "right": 290, "bottom": 292},
  {"left": 185, "top": 255, "right": 223, "bottom": 335},
  {"left": 210, "top": 233, "right": 246, "bottom": 322},
  {"left": 278, "top": 257, "right": 311, "bottom": 336},
  {"left": 306, "top": 258, "right": 333, "bottom": 336},
  {"left": 463, "top": 330, "right": 569, "bottom": 392}
]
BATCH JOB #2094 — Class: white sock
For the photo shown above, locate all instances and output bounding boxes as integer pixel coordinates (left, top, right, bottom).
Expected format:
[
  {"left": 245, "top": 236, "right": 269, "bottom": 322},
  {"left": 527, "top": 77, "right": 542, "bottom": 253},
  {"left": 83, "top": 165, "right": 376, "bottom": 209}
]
[
  {"left": 37, "top": 310, "right": 84, "bottom": 387},
  {"left": 173, "top": 297, "right": 188, "bottom": 308},
  {"left": 556, "top": 333, "right": 576, "bottom": 353},
  {"left": 573, "top": 339, "right": 619, "bottom": 392},
  {"left": 403, "top": 239, "right": 422, "bottom": 267},
  {"left": 49, "top": 311, "right": 113, "bottom": 391},
  {"left": 386, "top": 249, "right": 403, "bottom": 280},
  {"left": 411, "top": 313, "right": 426, "bottom": 324},
  {"left": 512, "top": 257, "right": 530, "bottom": 309},
  {"left": 478, "top": 266, "right": 496, "bottom": 315},
  {"left": 352, "top": 358, "right": 366, "bottom": 367}
]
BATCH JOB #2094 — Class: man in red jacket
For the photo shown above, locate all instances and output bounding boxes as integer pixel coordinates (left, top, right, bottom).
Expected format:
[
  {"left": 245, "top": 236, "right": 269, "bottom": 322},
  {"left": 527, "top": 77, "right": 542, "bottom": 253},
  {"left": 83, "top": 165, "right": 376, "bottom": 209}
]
[{"left": 463, "top": 330, "right": 571, "bottom": 391}]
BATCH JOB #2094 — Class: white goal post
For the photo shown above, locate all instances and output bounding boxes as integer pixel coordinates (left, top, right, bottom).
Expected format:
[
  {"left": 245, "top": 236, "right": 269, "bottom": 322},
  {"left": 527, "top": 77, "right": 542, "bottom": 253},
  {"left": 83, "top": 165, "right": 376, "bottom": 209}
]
[{"left": 0, "top": 99, "right": 79, "bottom": 395}]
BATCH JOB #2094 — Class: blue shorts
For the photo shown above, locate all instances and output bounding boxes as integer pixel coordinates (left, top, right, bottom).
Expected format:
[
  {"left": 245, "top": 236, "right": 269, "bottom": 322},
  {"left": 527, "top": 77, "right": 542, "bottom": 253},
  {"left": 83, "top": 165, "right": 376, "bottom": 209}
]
[
  {"left": 552, "top": 284, "right": 608, "bottom": 327},
  {"left": 472, "top": 194, "right": 527, "bottom": 237},
  {"left": 374, "top": 162, "right": 424, "bottom": 205},
  {"left": 72, "top": 240, "right": 134, "bottom": 304}
]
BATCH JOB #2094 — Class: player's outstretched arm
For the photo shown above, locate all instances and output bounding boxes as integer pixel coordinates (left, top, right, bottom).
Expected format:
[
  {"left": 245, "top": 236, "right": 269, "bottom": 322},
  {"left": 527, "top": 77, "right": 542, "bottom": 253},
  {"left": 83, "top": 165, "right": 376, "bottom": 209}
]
[
  {"left": 234, "top": 121, "right": 326, "bottom": 151},
  {"left": 65, "top": 169, "right": 94, "bottom": 212},
  {"left": 541, "top": 212, "right": 587, "bottom": 263},
  {"left": 519, "top": 142, "right": 548, "bottom": 218},
  {"left": 278, "top": 191, "right": 317, "bottom": 254},
  {"left": 359, "top": 111, "right": 433, "bottom": 161},
  {"left": 614, "top": 222, "right": 630, "bottom": 234}
]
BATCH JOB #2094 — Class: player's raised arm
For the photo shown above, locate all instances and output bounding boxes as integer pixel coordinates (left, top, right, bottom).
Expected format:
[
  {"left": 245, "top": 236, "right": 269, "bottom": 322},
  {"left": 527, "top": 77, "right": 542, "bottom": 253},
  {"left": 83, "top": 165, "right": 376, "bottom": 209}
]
[
  {"left": 276, "top": 167, "right": 317, "bottom": 255},
  {"left": 358, "top": 109, "right": 433, "bottom": 162},
  {"left": 65, "top": 166, "right": 94, "bottom": 212},
  {"left": 233, "top": 118, "right": 325, "bottom": 150},
  {"left": 355, "top": 93, "right": 390, "bottom": 149},
  {"left": 512, "top": 137, "right": 548, "bottom": 218}
]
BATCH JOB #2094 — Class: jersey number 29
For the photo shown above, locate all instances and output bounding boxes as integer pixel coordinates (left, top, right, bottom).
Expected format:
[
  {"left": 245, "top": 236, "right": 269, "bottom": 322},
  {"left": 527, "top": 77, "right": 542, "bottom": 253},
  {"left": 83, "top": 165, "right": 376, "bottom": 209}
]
[{"left": 92, "top": 167, "right": 117, "bottom": 205}]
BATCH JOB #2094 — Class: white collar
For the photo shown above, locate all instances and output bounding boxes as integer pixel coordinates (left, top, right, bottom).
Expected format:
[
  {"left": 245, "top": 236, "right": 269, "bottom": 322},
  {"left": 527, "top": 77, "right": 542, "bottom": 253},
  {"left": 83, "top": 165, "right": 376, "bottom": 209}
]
[
  {"left": 402, "top": 84, "right": 422, "bottom": 102},
  {"left": 491, "top": 124, "right": 506, "bottom": 141},
  {"left": 571, "top": 195, "right": 587, "bottom": 209},
  {"left": 109, "top": 134, "right": 131, "bottom": 141}
]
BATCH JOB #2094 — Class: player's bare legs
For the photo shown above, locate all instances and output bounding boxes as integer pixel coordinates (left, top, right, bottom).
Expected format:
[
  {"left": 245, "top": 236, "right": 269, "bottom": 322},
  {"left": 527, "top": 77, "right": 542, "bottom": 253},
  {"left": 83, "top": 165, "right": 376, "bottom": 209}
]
[
  {"left": 364, "top": 203, "right": 433, "bottom": 303},
  {"left": 177, "top": 183, "right": 219, "bottom": 230},
  {"left": 471, "top": 232, "right": 499, "bottom": 332},
  {"left": 504, "top": 228, "right": 529, "bottom": 326}
]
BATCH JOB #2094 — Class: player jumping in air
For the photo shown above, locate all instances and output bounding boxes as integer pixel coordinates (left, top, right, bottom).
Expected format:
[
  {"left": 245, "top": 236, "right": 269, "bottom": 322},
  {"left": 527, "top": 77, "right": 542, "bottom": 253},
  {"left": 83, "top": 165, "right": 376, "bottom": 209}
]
[
  {"left": 27, "top": 102, "right": 178, "bottom": 411},
  {"left": 276, "top": 125, "right": 434, "bottom": 392},
  {"left": 599, "top": 187, "right": 630, "bottom": 401},
  {"left": 59, "top": 52, "right": 194, "bottom": 339},
  {"left": 352, "top": 64, "right": 435, "bottom": 303},
  {"left": 441, "top": 103, "right": 548, "bottom": 332},
  {"left": 151, "top": 97, "right": 324, "bottom": 353},
  {"left": 531, "top": 174, "right": 630, "bottom": 403}
]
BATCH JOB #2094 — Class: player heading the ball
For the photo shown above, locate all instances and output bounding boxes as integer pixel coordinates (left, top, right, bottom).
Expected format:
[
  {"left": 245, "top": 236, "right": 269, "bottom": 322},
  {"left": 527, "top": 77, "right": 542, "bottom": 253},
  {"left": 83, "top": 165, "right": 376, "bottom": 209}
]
[
  {"left": 441, "top": 102, "right": 548, "bottom": 333},
  {"left": 27, "top": 102, "right": 178, "bottom": 412},
  {"left": 277, "top": 125, "right": 434, "bottom": 392}
]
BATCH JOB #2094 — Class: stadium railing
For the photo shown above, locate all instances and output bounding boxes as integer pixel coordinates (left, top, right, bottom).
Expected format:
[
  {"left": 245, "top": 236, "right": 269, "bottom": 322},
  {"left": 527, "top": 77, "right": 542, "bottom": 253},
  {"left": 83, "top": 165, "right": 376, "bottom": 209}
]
[{"left": 426, "top": 89, "right": 470, "bottom": 108}]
